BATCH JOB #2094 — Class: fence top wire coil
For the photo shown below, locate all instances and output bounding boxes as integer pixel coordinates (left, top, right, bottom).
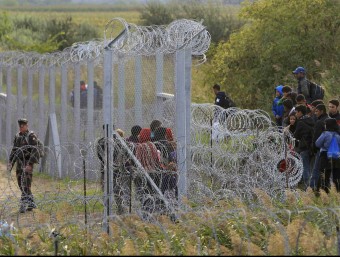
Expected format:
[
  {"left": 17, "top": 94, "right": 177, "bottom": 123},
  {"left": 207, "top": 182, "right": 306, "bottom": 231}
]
[{"left": 0, "top": 18, "right": 211, "bottom": 69}]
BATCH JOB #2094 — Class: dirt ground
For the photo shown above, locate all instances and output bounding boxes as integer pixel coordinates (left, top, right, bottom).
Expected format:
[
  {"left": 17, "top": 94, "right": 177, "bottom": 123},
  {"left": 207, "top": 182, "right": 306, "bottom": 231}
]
[
  {"left": 0, "top": 161, "right": 60, "bottom": 199},
  {"left": 0, "top": 161, "right": 21, "bottom": 197},
  {"left": 0, "top": 161, "right": 102, "bottom": 228}
]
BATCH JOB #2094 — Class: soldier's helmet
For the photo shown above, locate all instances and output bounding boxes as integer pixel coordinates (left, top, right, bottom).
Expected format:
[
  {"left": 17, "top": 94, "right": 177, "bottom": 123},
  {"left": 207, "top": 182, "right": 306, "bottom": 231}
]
[{"left": 18, "top": 118, "right": 28, "bottom": 126}]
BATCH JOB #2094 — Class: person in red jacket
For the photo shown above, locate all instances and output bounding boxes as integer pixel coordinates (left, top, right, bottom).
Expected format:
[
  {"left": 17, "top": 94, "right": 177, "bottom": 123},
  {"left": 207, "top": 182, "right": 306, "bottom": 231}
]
[{"left": 139, "top": 119, "right": 174, "bottom": 143}]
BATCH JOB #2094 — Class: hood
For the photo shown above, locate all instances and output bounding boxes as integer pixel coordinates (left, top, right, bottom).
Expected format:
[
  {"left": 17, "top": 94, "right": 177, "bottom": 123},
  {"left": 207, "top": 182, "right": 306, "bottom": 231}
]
[
  {"left": 275, "top": 85, "right": 283, "bottom": 96},
  {"left": 300, "top": 115, "right": 315, "bottom": 127},
  {"left": 216, "top": 91, "right": 226, "bottom": 98}
]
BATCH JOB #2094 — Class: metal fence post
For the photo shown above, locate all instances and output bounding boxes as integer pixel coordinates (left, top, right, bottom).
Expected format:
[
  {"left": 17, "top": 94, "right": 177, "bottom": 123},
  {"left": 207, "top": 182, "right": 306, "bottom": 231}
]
[
  {"left": 175, "top": 49, "right": 187, "bottom": 201},
  {"left": 6, "top": 66, "right": 12, "bottom": 153},
  {"left": 134, "top": 55, "right": 143, "bottom": 126},
  {"left": 87, "top": 60, "right": 94, "bottom": 144},
  {"left": 103, "top": 48, "right": 114, "bottom": 235},
  {"left": 155, "top": 52, "right": 164, "bottom": 120},
  {"left": 17, "top": 65, "right": 23, "bottom": 119}
]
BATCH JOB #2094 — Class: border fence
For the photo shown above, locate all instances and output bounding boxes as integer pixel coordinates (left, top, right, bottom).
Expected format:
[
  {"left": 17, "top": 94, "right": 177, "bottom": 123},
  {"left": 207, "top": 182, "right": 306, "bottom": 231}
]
[{"left": 0, "top": 18, "right": 339, "bottom": 255}]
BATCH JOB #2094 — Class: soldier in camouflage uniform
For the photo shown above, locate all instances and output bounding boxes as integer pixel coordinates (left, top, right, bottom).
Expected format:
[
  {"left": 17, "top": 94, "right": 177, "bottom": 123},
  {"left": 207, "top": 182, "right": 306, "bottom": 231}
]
[{"left": 7, "top": 118, "right": 41, "bottom": 213}]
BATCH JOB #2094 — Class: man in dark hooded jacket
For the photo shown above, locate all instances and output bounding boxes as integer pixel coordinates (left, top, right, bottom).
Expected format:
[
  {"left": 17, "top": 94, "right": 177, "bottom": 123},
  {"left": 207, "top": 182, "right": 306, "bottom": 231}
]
[
  {"left": 213, "top": 84, "right": 235, "bottom": 109},
  {"left": 309, "top": 104, "right": 329, "bottom": 190},
  {"left": 294, "top": 104, "right": 315, "bottom": 190}
]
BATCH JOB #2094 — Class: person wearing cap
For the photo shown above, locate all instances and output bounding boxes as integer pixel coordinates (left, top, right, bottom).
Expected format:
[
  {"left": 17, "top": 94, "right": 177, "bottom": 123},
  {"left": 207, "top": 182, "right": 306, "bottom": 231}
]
[
  {"left": 7, "top": 118, "right": 40, "bottom": 213},
  {"left": 328, "top": 99, "right": 340, "bottom": 126},
  {"left": 292, "top": 66, "right": 312, "bottom": 104},
  {"left": 315, "top": 118, "right": 340, "bottom": 193}
]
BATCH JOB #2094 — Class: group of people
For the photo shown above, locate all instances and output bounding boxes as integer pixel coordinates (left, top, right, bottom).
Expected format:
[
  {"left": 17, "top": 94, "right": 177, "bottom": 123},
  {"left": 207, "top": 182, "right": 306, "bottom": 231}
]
[
  {"left": 212, "top": 66, "right": 340, "bottom": 194},
  {"left": 96, "top": 120, "right": 177, "bottom": 217},
  {"left": 70, "top": 80, "right": 103, "bottom": 109},
  {"left": 272, "top": 66, "right": 340, "bottom": 193},
  {"left": 8, "top": 66, "right": 339, "bottom": 216}
]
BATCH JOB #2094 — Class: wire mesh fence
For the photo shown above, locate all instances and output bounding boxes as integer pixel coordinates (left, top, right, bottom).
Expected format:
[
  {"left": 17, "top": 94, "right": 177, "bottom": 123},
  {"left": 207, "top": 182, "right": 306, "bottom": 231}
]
[
  {"left": 0, "top": 103, "right": 339, "bottom": 255},
  {"left": 0, "top": 18, "right": 339, "bottom": 255}
]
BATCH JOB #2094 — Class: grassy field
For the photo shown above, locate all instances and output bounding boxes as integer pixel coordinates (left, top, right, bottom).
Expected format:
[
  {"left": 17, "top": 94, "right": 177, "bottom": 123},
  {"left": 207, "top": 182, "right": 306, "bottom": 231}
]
[
  {"left": 1, "top": 4, "right": 213, "bottom": 104},
  {"left": 3, "top": 8, "right": 141, "bottom": 38}
]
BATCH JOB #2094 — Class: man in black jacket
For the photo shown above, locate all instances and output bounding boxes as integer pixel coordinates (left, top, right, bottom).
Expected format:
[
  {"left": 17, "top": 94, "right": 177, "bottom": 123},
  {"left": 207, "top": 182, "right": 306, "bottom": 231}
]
[
  {"left": 213, "top": 84, "right": 235, "bottom": 109},
  {"left": 294, "top": 105, "right": 315, "bottom": 190},
  {"left": 328, "top": 99, "right": 340, "bottom": 126},
  {"left": 309, "top": 104, "right": 329, "bottom": 190}
]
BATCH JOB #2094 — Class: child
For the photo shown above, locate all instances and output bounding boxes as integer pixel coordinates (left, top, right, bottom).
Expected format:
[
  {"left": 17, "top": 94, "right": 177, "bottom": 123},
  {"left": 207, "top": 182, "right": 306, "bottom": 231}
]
[{"left": 272, "top": 85, "right": 284, "bottom": 127}]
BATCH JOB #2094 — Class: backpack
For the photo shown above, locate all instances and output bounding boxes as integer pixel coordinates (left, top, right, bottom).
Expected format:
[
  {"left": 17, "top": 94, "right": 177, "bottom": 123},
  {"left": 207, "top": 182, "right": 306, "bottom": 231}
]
[
  {"left": 26, "top": 131, "right": 45, "bottom": 158},
  {"left": 327, "top": 134, "right": 340, "bottom": 159},
  {"left": 308, "top": 81, "right": 324, "bottom": 102},
  {"left": 220, "top": 94, "right": 236, "bottom": 109}
]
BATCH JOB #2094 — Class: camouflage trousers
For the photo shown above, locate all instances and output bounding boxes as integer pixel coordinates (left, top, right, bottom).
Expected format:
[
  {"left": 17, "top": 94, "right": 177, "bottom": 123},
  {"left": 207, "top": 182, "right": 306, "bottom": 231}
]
[{"left": 16, "top": 163, "right": 34, "bottom": 201}]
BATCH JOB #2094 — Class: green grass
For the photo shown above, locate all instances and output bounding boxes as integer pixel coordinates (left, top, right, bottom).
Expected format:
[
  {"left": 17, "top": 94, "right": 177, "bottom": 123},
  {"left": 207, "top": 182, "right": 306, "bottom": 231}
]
[
  {"left": 0, "top": 4, "right": 142, "bottom": 13},
  {"left": 4, "top": 7, "right": 141, "bottom": 37}
]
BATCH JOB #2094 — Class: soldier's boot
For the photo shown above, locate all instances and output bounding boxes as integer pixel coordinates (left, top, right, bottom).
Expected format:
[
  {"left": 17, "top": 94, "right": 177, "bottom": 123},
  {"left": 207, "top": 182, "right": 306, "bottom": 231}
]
[
  {"left": 26, "top": 195, "right": 37, "bottom": 211},
  {"left": 19, "top": 194, "right": 28, "bottom": 213}
]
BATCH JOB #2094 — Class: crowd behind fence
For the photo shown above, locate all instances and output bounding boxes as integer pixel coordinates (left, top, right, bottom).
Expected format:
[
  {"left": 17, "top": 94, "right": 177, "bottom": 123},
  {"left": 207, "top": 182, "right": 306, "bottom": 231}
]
[{"left": 1, "top": 18, "right": 339, "bottom": 255}]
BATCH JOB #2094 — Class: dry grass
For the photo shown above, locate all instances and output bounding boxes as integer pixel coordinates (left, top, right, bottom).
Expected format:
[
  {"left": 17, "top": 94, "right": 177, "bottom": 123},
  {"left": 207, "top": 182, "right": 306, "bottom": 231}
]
[{"left": 1, "top": 161, "right": 340, "bottom": 255}]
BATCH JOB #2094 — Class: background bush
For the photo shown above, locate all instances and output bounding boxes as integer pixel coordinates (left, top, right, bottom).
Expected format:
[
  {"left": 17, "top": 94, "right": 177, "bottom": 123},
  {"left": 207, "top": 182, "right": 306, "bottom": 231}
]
[
  {"left": 139, "top": 0, "right": 245, "bottom": 43},
  {"left": 203, "top": 0, "right": 340, "bottom": 111},
  {"left": 0, "top": 13, "right": 100, "bottom": 52}
]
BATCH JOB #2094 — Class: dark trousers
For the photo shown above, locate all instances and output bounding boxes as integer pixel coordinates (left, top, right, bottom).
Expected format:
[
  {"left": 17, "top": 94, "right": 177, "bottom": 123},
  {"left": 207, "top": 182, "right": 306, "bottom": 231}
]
[
  {"left": 275, "top": 117, "right": 283, "bottom": 127},
  {"left": 134, "top": 171, "right": 178, "bottom": 214},
  {"left": 101, "top": 166, "right": 132, "bottom": 215},
  {"left": 318, "top": 152, "right": 340, "bottom": 193},
  {"left": 112, "top": 168, "right": 131, "bottom": 215}
]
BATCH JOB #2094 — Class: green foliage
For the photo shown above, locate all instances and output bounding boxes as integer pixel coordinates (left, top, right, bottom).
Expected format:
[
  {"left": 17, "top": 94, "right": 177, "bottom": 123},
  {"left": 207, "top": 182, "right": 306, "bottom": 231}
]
[
  {"left": 205, "top": 0, "right": 340, "bottom": 110},
  {"left": 0, "top": 3, "right": 142, "bottom": 12},
  {"left": 0, "top": 0, "right": 19, "bottom": 6},
  {"left": 0, "top": 14, "right": 100, "bottom": 52},
  {"left": 139, "top": 0, "right": 245, "bottom": 43},
  {"left": 139, "top": 0, "right": 174, "bottom": 26},
  {"left": 0, "top": 12, "right": 13, "bottom": 40}
]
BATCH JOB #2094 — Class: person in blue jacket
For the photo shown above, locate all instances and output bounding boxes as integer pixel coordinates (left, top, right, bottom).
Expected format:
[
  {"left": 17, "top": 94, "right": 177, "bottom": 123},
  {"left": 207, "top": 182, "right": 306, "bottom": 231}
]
[
  {"left": 315, "top": 118, "right": 340, "bottom": 193},
  {"left": 272, "top": 85, "right": 284, "bottom": 127}
]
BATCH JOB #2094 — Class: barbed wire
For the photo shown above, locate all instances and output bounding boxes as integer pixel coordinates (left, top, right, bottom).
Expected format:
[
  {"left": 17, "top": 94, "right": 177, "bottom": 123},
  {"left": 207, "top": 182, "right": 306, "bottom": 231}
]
[
  {"left": 0, "top": 106, "right": 303, "bottom": 220},
  {"left": 0, "top": 18, "right": 210, "bottom": 69},
  {"left": 1, "top": 106, "right": 339, "bottom": 255}
]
